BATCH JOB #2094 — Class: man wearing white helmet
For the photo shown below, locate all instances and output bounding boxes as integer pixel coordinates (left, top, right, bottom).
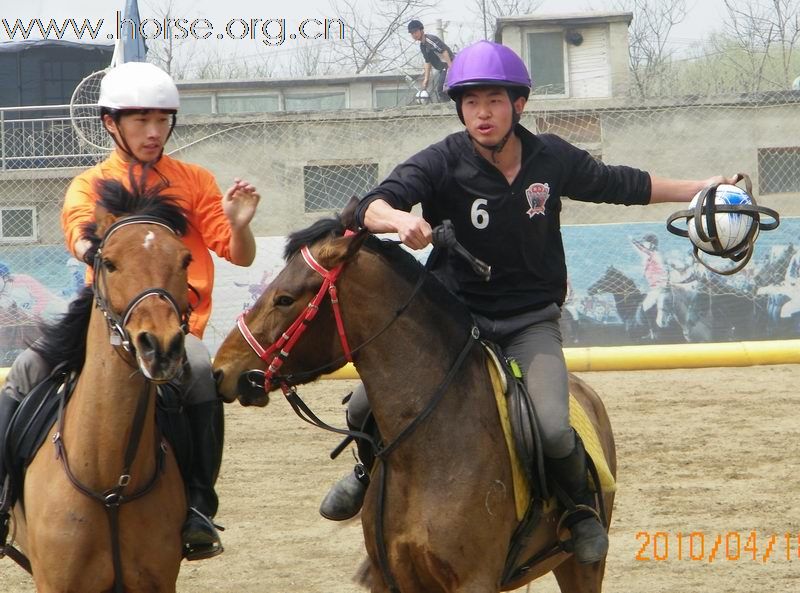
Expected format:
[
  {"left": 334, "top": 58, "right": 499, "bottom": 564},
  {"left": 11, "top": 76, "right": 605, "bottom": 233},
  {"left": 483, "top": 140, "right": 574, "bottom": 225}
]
[{"left": 0, "top": 61, "right": 260, "bottom": 561}]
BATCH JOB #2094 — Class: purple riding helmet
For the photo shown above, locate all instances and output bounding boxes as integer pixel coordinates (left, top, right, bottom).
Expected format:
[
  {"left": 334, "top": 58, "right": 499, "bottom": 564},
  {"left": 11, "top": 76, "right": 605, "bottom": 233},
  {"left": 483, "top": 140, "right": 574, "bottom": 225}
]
[{"left": 445, "top": 41, "right": 532, "bottom": 150}]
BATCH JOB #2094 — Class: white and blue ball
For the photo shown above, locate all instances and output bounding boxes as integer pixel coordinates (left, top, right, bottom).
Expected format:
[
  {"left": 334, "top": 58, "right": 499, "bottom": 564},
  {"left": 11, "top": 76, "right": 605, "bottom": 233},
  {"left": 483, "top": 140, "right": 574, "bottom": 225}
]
[{"left": 687, "top": 184, "right": 756, "bottom": 255}]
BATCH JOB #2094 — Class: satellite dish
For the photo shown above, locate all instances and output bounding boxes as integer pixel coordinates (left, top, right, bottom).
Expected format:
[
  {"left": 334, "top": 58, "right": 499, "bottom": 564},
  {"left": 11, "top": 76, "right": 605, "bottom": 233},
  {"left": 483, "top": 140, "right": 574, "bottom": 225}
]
[{"left": 793, "top": 75, "right": 800, "bottom": 90}]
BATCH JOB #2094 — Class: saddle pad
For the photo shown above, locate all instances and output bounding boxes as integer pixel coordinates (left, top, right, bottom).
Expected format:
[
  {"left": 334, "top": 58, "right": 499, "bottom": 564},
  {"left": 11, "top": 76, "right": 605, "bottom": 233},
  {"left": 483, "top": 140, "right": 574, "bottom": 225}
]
[
  {"left": 486, "top": 353, "right": 617, "bottom": 522},
  {"left": 568, "top": 396, "right": 616, "bottom": 494},
  {"left": 487, "top": 357, "right": 529, "bottom": 521}
]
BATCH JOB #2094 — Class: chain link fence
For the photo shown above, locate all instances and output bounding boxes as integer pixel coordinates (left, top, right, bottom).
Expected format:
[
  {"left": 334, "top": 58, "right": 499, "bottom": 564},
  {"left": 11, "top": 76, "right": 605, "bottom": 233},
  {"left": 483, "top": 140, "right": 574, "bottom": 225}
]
[{"left": 1, "top": 92, "right": 799, "bottom": 362}]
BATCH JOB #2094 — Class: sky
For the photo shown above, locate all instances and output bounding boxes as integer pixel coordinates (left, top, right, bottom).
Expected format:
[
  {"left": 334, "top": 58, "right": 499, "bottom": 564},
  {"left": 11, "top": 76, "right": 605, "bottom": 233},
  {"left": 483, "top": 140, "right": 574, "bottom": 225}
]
[{"left": 5, "top": 0, "right": 730, "bottom": 73}]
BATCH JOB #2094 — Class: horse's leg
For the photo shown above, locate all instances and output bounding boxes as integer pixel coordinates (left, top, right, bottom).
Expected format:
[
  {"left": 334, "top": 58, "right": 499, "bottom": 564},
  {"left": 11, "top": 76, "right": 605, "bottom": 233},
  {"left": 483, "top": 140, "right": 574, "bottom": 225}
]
[
  {"left": 552, "top": 556, "right": 606, "bottom": 593},
  {"left": 366, "top": 545, "right": 500, "bottom": 593}
]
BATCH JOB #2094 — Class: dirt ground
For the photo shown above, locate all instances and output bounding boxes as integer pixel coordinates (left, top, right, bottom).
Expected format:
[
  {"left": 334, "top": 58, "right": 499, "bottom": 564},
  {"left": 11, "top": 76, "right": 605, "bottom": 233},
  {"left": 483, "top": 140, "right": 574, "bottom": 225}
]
[{"left": 2, "top": 364, "right": 798, "bottom": 593}]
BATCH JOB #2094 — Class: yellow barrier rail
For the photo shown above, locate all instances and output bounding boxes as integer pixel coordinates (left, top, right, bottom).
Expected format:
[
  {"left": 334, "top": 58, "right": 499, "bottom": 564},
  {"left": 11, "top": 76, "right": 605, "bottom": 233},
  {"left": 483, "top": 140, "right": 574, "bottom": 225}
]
[
  {"left": 2, "top": 340, "right": 798, "bottom": 385},
  {"left": 322, "top": 339, "right": 800, "bottom": 378}
]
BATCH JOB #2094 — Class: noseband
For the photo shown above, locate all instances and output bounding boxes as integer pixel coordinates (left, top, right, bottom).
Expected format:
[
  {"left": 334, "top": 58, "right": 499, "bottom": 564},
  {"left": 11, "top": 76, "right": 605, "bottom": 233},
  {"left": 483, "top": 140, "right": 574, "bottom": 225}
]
[
  {"left": 236, "top": 237, "right": 354, "bottom": 391},
  {"left": 93, "top": 215, "right": 190, "bottom": 360}
]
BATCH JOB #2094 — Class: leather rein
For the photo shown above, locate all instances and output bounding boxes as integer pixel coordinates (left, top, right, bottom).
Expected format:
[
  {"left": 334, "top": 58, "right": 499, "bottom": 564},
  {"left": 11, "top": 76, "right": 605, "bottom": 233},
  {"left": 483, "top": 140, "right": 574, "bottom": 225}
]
[{"left": 54, "top": 216, "right": 187, "bottom": 593}]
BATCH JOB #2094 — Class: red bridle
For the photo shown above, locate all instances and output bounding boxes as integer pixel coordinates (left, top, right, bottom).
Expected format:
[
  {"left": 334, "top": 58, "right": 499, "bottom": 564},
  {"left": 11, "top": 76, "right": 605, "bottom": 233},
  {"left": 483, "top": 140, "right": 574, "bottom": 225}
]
[{"left": 236, "top": 240, "right": 354, "bottom": 391}]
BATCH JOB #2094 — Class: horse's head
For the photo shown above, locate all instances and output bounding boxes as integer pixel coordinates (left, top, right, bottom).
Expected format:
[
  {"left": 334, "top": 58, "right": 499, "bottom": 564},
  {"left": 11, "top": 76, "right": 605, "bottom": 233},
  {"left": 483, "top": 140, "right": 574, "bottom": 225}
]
[
  {"left": 89, "top": 179, "right": 192, "bottom": 382},
  {"left": 587, "top": 266, "right": 618, "bottom": 296},
  {"left": 214, "top": 200, "right": 367, "bottom": 406}
]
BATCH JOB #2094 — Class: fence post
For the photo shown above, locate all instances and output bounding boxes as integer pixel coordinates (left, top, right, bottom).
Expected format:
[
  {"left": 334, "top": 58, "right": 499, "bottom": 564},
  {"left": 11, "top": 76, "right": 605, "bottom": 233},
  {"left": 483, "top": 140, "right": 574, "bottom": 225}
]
[{"left": 1, "top": 109, "right": 5, "bottom": 170}]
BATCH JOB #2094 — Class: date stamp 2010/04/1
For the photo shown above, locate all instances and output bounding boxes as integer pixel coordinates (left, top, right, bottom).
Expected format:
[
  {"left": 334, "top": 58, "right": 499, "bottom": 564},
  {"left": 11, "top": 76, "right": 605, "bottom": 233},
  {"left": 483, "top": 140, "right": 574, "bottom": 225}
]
[{"left": 635, "top": 531, "right": 800, "bottom": 563}]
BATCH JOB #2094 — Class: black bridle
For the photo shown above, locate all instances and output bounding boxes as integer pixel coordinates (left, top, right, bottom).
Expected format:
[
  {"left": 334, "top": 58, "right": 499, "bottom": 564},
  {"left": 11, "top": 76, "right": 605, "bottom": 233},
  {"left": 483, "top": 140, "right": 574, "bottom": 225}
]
[
  {"left": 55, "top": 215, "right": 189, "bottom": 593},
  {"left": 92, "top": 215, "right": 190, "bottom": 356}
]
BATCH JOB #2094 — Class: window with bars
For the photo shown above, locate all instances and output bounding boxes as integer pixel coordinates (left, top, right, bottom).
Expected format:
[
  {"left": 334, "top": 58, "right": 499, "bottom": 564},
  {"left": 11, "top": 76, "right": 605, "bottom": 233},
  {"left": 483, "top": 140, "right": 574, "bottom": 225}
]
[
  {"left": 285, "top": 92, "right": 346, "bottom": 112},
  {"left": 217, "top": 94, "right": 280, "bottom": 114},
  {"left": 375, "top": 87, "right": 415, "bottom": 108},
  {"left": 0, "top": 207, "right": 37, "bottom": 242},
  {"left": 181, "top": 95, "right": 214, "bottom": 115},
  {"left": 303, "top": 163, "right": 378, "bottom": 212},
  {"left": 758, "top": 147, "right": 800, "bottom": 194}
]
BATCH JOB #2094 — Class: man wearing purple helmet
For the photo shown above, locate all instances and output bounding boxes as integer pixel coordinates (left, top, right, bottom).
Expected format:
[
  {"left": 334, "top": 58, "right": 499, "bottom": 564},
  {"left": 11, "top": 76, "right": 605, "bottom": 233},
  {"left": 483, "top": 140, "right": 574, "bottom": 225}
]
[{"left": 319, "top": 40, "right": 739, "bottom": 564}]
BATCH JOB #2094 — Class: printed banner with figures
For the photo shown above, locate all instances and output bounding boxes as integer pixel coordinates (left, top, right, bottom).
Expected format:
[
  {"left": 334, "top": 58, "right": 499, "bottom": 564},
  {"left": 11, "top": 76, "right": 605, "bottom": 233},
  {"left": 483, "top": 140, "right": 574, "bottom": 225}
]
[{"left": 1, "top": 218, "right": 798, "bottom": 364}]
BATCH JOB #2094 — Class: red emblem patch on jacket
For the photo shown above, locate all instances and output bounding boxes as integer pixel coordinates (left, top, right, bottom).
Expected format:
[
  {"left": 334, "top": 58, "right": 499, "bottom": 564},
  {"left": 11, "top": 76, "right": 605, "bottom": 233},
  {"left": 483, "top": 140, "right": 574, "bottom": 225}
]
[{"left": 525, "top": 182, "right": 550, "bottom": 218}]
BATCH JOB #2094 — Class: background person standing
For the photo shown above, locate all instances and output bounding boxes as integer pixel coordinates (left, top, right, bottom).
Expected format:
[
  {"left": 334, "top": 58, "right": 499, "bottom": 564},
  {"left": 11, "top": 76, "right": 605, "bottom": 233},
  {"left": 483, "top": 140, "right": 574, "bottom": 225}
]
[{"left": 408, "top": 19, "right": 454, "bottom": 103}]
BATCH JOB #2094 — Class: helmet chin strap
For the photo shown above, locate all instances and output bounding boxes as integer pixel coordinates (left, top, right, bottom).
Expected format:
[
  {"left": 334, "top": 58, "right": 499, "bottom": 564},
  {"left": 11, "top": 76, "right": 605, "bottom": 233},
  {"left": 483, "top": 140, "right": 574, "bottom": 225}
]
[
  {"left": 104, "top": 113, "right": 176, "bottom": 168},
  {"left": 103, "top": 117, "right": 177, "bottom": 194},
  {"left": 109, "top": 132, "right": 163, "bottom": 166},
  {"left": 468, "top": 110, "right": 521, "bottom": 163}
]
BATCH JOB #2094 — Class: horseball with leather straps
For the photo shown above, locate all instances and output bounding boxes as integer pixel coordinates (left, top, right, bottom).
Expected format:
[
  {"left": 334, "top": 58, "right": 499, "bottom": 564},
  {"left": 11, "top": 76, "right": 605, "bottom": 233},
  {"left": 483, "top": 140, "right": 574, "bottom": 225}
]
[{"left": 666, "top": 173, "right": 780, "bottom": 275}]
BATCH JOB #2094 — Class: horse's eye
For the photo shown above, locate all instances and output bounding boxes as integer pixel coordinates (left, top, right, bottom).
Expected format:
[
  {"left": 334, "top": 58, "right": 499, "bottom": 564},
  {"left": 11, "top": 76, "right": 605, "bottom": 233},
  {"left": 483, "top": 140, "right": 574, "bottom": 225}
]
[
  {"left": 103, "top": 259, "right": 117, "bottom": 272},
  {"left": 182, "top": 254, "right": 192, "bottom": 270},
  {"left": 274, "top": 295, "right": 295, "bottom": 307}
]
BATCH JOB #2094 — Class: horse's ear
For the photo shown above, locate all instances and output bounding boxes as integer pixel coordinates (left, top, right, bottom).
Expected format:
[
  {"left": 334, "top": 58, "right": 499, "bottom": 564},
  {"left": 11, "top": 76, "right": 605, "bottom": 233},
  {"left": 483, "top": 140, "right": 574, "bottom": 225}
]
[
  {"left": 94, "top": 202, "right": 118, "bottom": 237},
  {"left": 317, "top": 231, "right": 368, "bottom": 268},
  {"left": 339, "top": 196, "right": 360, "bottom": 231}
]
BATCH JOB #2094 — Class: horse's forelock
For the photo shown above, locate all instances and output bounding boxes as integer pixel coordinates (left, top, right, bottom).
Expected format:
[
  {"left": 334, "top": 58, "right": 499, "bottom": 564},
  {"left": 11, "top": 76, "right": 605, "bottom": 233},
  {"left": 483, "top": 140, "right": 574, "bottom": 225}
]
[
  {"left": 284, "top": 217, "right": 345, "bottom": 260},
  {"left": 94, "top": 179, "right": 188, "bottom": 237}
]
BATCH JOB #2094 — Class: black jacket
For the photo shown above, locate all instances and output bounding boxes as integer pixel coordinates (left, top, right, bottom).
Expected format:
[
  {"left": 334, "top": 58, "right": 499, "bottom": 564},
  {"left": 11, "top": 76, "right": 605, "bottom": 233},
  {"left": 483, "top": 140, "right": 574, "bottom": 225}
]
[
  {"left": 357, "top": 125, "right": 651, "bottom": 318},
  {"left": 420, "top": 34, "right": 453, "bottom": 70}
]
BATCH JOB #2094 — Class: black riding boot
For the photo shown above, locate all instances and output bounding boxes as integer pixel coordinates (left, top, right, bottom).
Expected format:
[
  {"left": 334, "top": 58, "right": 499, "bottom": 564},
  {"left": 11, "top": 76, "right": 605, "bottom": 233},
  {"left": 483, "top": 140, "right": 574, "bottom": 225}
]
[
  {"left": 181, "top": 400, "right": 224, "bottom": 561},
  {"left": 0, "top": 394, "right": 21, "bottom": 511},
  {"left": 319, "top": 412, "right": 374, "bottom": 521},
  {"left": 546, "top": 435, "right": 609, "bottom": 564}
]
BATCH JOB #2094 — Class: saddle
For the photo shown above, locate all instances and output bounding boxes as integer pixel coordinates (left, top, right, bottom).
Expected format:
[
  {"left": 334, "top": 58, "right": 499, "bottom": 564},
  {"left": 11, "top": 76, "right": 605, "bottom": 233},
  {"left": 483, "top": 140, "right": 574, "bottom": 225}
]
[
  {"left": 1, "top": 369, "right": 192, "bottom": 516},
  {"left": 480, "top": 341, "right": 616, "bottom": 585}
]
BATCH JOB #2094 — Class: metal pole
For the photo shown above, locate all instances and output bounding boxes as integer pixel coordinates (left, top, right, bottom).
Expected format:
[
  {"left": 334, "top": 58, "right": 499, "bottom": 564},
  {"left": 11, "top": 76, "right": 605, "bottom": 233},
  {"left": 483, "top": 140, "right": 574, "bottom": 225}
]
[
  {"left": 1, "top": 109, "right": 5, "bottom": 171},
  {"left": 482, "top": 0, "right": 488, "bottom": 39}
]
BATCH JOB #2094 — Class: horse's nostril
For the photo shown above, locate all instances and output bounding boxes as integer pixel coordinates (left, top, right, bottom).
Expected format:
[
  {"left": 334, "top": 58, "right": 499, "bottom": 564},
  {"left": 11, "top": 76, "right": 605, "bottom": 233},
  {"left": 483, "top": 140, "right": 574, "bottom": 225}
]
[
  {"left": 166, "top": 332, "right": 184, "bottom": 359},
  {"left": 213, "top": 368, "right": 224, "bottom": 387},
  {"left": 136, "top": 332, "right": 159, "bottom": 360}
]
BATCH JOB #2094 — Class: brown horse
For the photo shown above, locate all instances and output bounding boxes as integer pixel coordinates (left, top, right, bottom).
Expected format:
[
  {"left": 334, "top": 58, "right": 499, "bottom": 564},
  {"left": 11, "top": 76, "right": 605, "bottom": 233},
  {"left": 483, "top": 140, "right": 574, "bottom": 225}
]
[
  {"left": 11, "top": 180, "right": 191, "bottom": 593},
  {"left": 213, "top": 206, "right": 617, "bottom": 593}
]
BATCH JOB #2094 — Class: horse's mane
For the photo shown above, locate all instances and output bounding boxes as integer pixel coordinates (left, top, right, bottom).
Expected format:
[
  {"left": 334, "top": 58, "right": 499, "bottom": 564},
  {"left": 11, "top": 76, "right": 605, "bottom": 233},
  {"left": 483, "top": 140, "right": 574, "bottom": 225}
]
[
  {"left": 80, "top": 179, "right": 188, "bottom": 262},
  {"left": 285, "top": 216, "right": 473, "bottom": 329},
  {"left": 30, "top": 285, "right": 94, "bottom": 371},
  {"left": 31, "top": 179, "right": 188, "bottom": 371}
]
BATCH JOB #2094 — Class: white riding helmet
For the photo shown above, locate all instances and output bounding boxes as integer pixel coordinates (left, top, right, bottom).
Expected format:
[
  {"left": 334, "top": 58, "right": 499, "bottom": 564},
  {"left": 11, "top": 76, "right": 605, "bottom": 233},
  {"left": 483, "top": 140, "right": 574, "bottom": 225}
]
[{"left": 99, "top": 62, "right": 180, "bottom": 111}]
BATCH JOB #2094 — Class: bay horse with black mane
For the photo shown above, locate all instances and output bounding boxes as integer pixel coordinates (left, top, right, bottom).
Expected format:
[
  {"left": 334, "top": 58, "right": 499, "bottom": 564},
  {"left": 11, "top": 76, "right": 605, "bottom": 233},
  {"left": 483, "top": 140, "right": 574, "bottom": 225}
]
[
  {"left": 5, "top": 180, "right": 191, "bottom": 592},
  {"left": 213, "top": 201, "right": 616, "bottom": 593}
]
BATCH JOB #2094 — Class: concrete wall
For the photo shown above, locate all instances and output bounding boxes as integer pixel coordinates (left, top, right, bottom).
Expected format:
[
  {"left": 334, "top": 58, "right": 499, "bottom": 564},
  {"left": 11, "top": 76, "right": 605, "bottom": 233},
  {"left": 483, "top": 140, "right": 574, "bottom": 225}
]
[{"left": 1, "top": 96, "right": 799, "bottom": 243}]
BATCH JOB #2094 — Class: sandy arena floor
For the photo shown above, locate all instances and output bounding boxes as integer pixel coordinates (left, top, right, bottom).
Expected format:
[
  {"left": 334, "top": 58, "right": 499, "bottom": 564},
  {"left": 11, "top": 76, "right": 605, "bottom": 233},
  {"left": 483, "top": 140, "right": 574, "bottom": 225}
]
[{"left": 2, "top": 364, "right": 798, "bottom": 592}]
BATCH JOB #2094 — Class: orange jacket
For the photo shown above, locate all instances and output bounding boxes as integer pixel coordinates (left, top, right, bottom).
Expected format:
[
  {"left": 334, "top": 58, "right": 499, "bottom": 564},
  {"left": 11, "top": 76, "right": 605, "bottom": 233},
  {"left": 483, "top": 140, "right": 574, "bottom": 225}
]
[{"left": 62, "top": 151, "right": 233, "bottom": 338}]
